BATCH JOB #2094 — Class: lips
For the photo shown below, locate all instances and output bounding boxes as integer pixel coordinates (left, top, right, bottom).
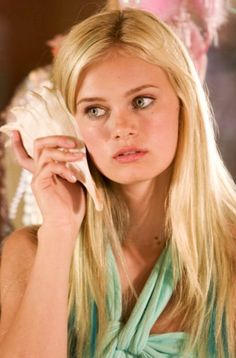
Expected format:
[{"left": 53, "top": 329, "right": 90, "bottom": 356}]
[{"left": 113, "top": 147, "right": 148, "bottom": 163}]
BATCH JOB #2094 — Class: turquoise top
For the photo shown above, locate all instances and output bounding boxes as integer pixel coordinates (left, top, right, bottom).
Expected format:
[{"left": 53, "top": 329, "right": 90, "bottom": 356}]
[
  {"left": 98, "top": 244, "right": 195, "bottom": 357},
  {"left": 69, "top": 245, "right": 224, "bottom": 357}
]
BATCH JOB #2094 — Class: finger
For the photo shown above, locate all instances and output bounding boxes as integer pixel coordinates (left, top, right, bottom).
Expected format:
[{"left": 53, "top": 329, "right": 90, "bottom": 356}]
[
  {"left": 33, "top": 135, "right": 84, "bottom": 161},
  {"left": 35, "top": 147, "right": 85, "bottom": 171},
  {"left": 11, "top": 130, "right": 34, "bottom": 172},
  {"left": 32, "top": 161, "right": 78, "bottom": 187},
  {"left": 67, "top": 163, "right": 86, "bottom": 185}
]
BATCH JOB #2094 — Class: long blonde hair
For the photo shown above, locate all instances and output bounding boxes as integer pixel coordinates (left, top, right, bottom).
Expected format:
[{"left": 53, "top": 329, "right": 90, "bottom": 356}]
[{"left": 53, "top": 9, "right": 236, "bottom": 357}]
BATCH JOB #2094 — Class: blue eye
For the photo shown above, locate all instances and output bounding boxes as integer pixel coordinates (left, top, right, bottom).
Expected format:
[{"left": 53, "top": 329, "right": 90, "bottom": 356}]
[
  {"left": 133, "top": 96, "right": 154, "bottom": 109},
  {"left": 85, "top": 106, "right": 106, "bottom": 119}
]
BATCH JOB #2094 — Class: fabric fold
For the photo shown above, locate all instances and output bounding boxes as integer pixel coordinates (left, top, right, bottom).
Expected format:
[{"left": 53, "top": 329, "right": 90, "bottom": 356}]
[{"left": 99, "top": 245, "right": 195, "bottom": 357}]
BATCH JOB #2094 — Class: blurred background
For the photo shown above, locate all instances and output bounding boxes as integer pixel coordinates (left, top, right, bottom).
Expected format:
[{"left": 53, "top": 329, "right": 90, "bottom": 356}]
[{"left": 0, "top": 0, "right": 235, "bottom": 236}]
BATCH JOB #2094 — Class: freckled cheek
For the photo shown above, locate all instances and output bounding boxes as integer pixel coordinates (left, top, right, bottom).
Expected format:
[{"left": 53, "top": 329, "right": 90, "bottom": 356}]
[
  {"left": 79, "top": 128, "right": 108, "bottom": 160},
  {"left": 148, "top": 112, "right": 179, "bottom": 156}
]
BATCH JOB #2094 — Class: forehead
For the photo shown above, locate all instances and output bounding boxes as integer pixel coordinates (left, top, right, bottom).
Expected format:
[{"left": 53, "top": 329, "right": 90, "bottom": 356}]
[{"left": 77, "top": 49, "right": 174, "bottom": 96}]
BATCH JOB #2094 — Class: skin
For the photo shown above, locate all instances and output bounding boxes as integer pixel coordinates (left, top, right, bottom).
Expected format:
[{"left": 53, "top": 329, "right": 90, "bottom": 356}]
[
  {"left": 76, "top": 49, "right": 180, "bottom": 248},
  {"left": 4, "top": 50, "right": 183, "bottom": 342},
  {"left": 11, "top": 49, "right": 181, "bottom": 298},
  {"left": 76, "top": 50, "right": 179, "bottom": 185},
  {"left": 75, "top": 50, "right": 182, "bottom": 329},
  {"left": 12, "top": 49, "right": 180, "bottom": 250}
]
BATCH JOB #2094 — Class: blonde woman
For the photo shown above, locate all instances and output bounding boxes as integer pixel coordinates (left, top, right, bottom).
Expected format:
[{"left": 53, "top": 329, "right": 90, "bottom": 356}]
[{"left": 1, "top": 8, "right": 236, "bottom": 358}]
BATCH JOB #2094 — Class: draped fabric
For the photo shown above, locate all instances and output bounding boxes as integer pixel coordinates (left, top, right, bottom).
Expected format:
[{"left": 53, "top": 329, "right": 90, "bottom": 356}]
[
  {"left": 69, "top": 245, "right": 222, "bottom": 357},
  {"left": 99, "top": 245, "right": 196, "bottom": 357}
]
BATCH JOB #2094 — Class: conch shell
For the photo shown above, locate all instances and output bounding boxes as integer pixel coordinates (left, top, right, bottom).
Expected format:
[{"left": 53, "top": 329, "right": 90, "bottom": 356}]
[{"left": 0, "top": 86, "right": 103, "bottom": 211}]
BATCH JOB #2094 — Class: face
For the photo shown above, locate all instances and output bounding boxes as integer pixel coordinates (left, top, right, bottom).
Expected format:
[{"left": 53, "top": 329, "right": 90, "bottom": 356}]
[{"left": 75, "top": 50, "right": 180, "bottom": 185}]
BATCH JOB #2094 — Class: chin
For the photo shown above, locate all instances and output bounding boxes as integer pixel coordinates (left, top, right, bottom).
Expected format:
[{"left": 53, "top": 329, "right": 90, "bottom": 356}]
[
  {"left": 100, "top": 164, "right": 174, "bottom": 186},
  {"left": 104, "top": 172, "right": 159, "bottom": 185}
]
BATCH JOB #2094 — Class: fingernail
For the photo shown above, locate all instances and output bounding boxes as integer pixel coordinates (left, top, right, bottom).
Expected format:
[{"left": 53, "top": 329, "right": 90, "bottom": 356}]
[
  {"left": 68, "top": 148, "right": 82, "bottom": 153},
  {"left": 71, "top": 175, "right": 77, "bottom": 182}
]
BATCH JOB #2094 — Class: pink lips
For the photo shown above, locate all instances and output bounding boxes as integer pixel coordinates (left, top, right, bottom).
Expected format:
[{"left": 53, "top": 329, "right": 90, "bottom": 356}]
[{"left": 113, "top": 147, "right": 148, "bottom": 163}]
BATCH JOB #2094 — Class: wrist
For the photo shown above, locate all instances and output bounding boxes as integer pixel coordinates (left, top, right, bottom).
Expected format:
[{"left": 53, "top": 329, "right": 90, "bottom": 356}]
[
  {"left": 39, "top": 220, "right": 79, "bottom": 238},
  {"left": 37, "top": 224, "right": 78, "bottom": 258}
]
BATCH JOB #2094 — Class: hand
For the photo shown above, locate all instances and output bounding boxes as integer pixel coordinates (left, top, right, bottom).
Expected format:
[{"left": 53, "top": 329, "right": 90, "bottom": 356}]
[
  {"left": 11, "top": 130, "right": 34, "bottom": 172},
  {"left": 31, "top": 135, "right": 86, "bottom": 242}
]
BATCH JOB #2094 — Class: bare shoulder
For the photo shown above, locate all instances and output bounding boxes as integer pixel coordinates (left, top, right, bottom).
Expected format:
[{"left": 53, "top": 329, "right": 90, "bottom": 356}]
[
  {"left": 1, "top": 225, "right": 39, "bottom": 278},
  {"left": 0, "top": 226, "right": 39, "bottom": 336},
  {"left": 1, "top": 225, "right": 38, "bottom": 255}
]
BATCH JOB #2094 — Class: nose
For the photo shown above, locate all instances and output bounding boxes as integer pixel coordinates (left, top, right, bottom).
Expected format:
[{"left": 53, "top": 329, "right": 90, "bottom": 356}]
[{"left": 110, "top": 111, "right": 138, "bottom": 140}]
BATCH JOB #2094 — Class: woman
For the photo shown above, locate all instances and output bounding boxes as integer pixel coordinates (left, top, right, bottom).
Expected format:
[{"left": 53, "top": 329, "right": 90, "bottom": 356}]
[
  {"left": 1, "top": 8, "right": 236, "bottom": 358},
  {"left": 2, "top": 0, "right": 227, "bottom": 228}
]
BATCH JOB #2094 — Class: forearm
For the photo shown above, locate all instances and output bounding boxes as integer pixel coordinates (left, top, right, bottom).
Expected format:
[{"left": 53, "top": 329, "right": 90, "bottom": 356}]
[{"left": 0, "top": 226, "right": 75, "bottom": 358}]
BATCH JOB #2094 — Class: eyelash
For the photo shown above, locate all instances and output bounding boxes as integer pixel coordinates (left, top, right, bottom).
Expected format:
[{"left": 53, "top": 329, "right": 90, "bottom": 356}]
[
  {"left": 133, "top": 96, "right": 154, "bottom": 110},
  {"left": 83, "top": 96, "right": 155, "bottom": 119},
  {"left": 84, "top": 106, "right": 106, "bottom": 119}
]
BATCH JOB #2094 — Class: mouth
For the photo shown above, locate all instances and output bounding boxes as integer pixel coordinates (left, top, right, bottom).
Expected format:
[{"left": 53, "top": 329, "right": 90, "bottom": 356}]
[{"left": 113, "top": 147, "right": 148, "bottom": 163}]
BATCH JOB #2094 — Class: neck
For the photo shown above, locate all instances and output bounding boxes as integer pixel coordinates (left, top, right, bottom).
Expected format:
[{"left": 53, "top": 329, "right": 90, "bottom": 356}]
[{"left": 116, "top": 168, "right": 172, "bottom": 248}]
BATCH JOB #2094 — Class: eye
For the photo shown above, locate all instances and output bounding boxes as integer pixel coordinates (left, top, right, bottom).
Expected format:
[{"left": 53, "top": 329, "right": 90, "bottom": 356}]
[
  {"left": 133, "top": 96, "right": 154, "bottom": 109},
  {"left": 85, "top": 106, "right": 106, "bottom": 119}
]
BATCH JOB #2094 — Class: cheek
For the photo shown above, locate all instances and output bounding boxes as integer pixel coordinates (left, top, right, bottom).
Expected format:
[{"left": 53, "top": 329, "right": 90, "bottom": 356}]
[
  {"left": 78, "top": 126, "right": 106, "bottom": 159},
  {"left": 83, "top": 136, "right": 99, "bottom": 156},
  {"left": 149, "top": 105, "right": 179, "bottom": 134},
  {"left": 148, "top": 108, "right": 179, "bottom": 156}
]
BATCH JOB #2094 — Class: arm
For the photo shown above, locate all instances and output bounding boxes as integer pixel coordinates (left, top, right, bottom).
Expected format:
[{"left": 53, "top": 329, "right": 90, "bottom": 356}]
[
  {"left": 0, "top": 226, "right": 74, "bottom": 358},
  {"left": 0, "top": 135, "right": 86, "bottom": 357}
]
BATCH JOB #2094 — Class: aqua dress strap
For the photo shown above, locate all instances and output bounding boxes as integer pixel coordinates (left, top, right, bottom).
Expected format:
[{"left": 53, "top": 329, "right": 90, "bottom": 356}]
[{"left": 100, "top": 245, "right": 195, "bottom": 357}]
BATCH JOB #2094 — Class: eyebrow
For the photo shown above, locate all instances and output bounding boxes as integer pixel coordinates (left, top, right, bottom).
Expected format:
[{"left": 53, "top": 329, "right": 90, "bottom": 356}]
[{"left": 76, "top": 84, "right": 159, "bottom": 106}]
